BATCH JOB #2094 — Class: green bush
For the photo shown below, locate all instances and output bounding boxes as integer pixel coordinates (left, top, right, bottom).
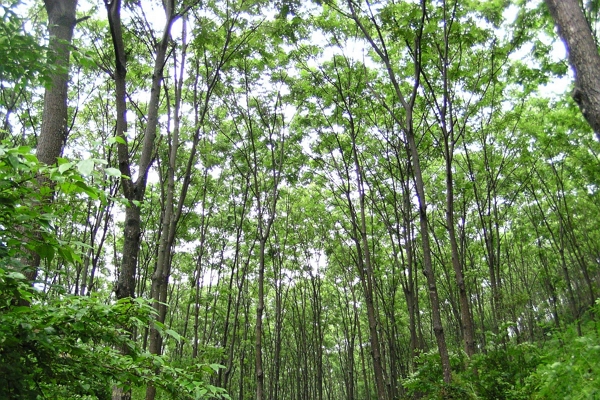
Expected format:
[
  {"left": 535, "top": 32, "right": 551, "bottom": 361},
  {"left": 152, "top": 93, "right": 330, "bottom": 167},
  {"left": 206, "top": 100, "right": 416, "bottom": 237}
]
[
  {"left": 464, "top": 342, "right": 540, "bottom": 400},
  {"left": 0, "top": 266, "right": 230, "bottom": 399},
  {"left": 403, "top": 349, "right": 475, "bottom": 399},
  {"left": 526, "top": 307, "right": 600, "bottom": 400},
  {"left": 402, "top": 338, "right": 541, "bottom": 400}
]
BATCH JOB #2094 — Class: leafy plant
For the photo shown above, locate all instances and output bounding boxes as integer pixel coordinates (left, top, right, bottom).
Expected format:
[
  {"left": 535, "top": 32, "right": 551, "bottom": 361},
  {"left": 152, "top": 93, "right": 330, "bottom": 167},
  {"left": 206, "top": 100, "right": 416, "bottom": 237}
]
[
  {"left": 0, "top": 268, "right": 229, "bottom": 399},
  {"left": 526, "top": 305, "right": 600, "bottom": 400},
  {"left": 402, "top": 349, "right": 474, "bottom": 399},
  {"left": 0, "top": 144, "right": 230, "bottom": 399},
  {"left": 464, "top": 342, "right": 540, "bottom": 400},
  {"left": 0, "top": 143, "right": 102, "bottom": 269},
  {"left": 0, "top": 1, "right": 52, "bottom": 89}
]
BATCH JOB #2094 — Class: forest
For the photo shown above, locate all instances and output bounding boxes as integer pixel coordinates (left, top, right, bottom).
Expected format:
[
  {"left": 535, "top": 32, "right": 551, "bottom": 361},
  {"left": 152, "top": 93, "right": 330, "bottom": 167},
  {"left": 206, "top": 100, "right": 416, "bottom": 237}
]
[{"left": 1, "top": 0, "right": 600, "bottom": 399}]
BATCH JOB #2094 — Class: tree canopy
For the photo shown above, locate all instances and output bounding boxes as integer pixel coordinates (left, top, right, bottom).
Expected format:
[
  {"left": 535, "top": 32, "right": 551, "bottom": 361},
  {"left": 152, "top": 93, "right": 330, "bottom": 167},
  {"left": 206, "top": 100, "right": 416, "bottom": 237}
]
[{"left": 1, "top": 0, "right": 600, "bottom": 399}]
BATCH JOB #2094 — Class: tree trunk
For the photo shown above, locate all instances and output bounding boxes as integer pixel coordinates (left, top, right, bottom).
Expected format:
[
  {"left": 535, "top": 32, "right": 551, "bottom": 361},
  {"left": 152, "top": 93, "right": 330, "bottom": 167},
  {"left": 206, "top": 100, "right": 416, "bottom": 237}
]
[
  {"left": 255, "top": 237, "right": 267, "bottom": 400},
  {"left": 345, "top": 0, "right": 452, "bottom": 384},
  {"left": 38, "top": 0, "right": 78, "bottom": 168},
  {"left": 442, "top": 112, "right": 476, "bottom": 358},
  {"left": 544, "top": 0, "right": 600, "bottom": 139},
  {"left": 408, "top": 128, "right": 452, "bottom": 384},
  {"left": 348, "top": 132, "right": 387, "bottom": 400},
  {"left": 105, "top": 0, "right": 175, "bottom": 398},
  {"left": 24, "top": 0, "right": 78, "bottom": 281},
  {"left": 145, "top": 17, "right": 183, "bottom": 400},
  {"left": 105, "top": 0, "right": 175, "bottom": 303}
]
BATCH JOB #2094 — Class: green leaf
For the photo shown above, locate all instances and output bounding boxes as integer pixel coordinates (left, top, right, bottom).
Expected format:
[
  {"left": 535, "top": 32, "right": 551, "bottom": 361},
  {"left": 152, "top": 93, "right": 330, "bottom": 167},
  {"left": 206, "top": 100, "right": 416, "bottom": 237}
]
[
  {"left": 105, "top": 167, "right": 122, "bottom": 177},
  {"left": 16, "top": 146, "right": 31, "bottom": 154},
  {"left": 35, "top": 243, "right": 55, "bottom": 261},
  {"left": 109, "top": 136, "right": 127, "bottom": 145},
  {"left": 209, "top": 363, "right": 225, "bottom": 372},
  {"left": 6, "top": 271, "right": 26, "bottom": 280},
  {"left": 58, "top": 161, "right": 73, "bottom": 174},
  {"left": 74, "top": 181, "right": 99, "bottom": 200},
  {"left": 164, "top": 328, "right": 182, "bottom": 342},
  {"left": 77, "top": 158, "right": 95, "bottom": 176},
  {"left": 57, "top": 246, "right": 75, "bottom": 264}
]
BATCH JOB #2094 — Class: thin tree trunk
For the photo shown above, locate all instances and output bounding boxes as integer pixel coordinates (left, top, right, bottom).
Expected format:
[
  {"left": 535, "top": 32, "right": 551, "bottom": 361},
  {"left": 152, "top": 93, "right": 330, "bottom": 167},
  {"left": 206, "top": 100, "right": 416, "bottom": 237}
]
[
  {"left": 146, "top": 18, "right": 185, "bottom": 399},
  {"left": 106, "top": 0, "right": 175, "bottom": 301},
  {"left": 345, "top": 0, "right": 452, "bottom": 383},
  {"left": 255, "top": 237, "right": 267, "bottom": 400},
  {"left": 243, "top": 85, "right": 284, "bottom": 400},
  {"left": 105, "top": 1, "right": 175, "bottom": 398},
  {"left": 441, "top": 99, "right": 476, "bottom": 358},
  {"left": 348, "top": 129, "right": 387, "bottom": 400}
]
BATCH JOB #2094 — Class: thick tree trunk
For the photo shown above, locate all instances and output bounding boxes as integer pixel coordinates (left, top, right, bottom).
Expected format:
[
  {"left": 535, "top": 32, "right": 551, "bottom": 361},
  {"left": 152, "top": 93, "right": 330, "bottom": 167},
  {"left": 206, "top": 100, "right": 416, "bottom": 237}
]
[
  {"left": 39, "top": 0, "right": 78, "bottom": 167},
  {"left": 544, "top": 0, "right": 600, "bottom": 139},
  {"left": 24, "top": 0, "right": 78, "bottom": 281}
]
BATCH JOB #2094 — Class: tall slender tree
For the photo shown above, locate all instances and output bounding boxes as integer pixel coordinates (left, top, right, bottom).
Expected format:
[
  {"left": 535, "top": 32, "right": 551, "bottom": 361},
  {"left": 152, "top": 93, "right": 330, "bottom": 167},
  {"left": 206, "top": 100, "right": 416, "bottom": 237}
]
[{"left": 104, "top": 0, "right": 176, "bottom": 301}]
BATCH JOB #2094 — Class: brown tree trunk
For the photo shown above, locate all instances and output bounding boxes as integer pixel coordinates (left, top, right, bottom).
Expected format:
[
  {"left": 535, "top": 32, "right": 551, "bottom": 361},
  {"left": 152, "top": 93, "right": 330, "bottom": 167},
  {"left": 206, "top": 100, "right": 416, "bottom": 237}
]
[
  {"left": 25, "top": 0, "right": 78, "bottom": 281},
  {"left": 238, "top": 81, "right": 284, "bottom": 400},
  {"left": 38, "top": 0, "right": 78, "bottom": 168},
  {"left": 105, "top": 1, "right": 175, "bottom": 398},
  {"left": 105, "top": 0, "right": 132, "bottom": 303},
  {"left": 441, "top": 102, "right": 476, "bottom": 358},
  {"left": 407, "top": 129, "right": 453, "bottom": 384},
  {"left": 220, "top": 177, "right": 253, "bottom": 391},
  {"left": 419, "top": 0, "right": 476, "bottom": 357},
  {"left": 255, "top": 237, "right": 267, "bottom": 400},
  {"left": 145, "top": 16, "right": 184, "bottom": 400},
  {"left": 348, "top": 131, "right": 388, "bottom": 400},
  {"left": 345, "top": 0, "right": 452, "bottom": 384},
  {"left": 544, "top": 0, "right": 600, "bottom": 139},
  {"left": 105, "top": 0, "right": 175, "bottom": 297}
]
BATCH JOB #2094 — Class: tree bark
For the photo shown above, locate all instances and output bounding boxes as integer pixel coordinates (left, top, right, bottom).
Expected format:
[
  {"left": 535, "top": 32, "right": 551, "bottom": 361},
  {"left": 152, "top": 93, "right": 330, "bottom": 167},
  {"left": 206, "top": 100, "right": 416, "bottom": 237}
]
[
  {"left": 24, "top": 0, "right": 78, "bottom": 281},
  {"left": 145, "top": 15, "right": 182, "bottom": 400},
  {"left": 105, "top": 0, "right": 175, "bottom": 299},
  {"left": 105, "top": 0, "right": 175, "bottom": 398},
  {"left": 348, "top": 130, "right": 388, "bottom": 400},
  {"left": 544, "top": 0, "right": 600, "bottom": 139},
  {"left": 38, "top": 0, "right": 78, "bottom": 168}
]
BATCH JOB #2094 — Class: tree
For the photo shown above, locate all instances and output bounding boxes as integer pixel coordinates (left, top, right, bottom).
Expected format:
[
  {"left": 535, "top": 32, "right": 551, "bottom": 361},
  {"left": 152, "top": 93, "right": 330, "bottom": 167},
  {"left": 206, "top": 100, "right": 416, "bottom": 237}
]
[
  {"left": 38, "top": 0, "right": 78, "bottom": 170},
  {"left": 105, "top": 0, "right": 177, "bottom": 303},
  {"left": 23, "top": 0, "right": 79, "bottom": 281},
  {"left": 7, "top": 0, "right": 600, "bottom": 398},
  {"left": 340, "top": 0, "right": 453, "bottom": 384},
  {"left": 544, "top": 0, "right": 600, "bottom": 138}
]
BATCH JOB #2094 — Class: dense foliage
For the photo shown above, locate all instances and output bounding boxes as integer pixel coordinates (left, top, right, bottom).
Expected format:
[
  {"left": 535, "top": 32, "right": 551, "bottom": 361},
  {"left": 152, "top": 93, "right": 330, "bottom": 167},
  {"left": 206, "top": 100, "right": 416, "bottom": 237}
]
[
  {"left": 0, "top": 146, "right": 228, "bottom": 399},
  {"left": 1, "top": 0, "right": 600, "bottom": 399}
]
